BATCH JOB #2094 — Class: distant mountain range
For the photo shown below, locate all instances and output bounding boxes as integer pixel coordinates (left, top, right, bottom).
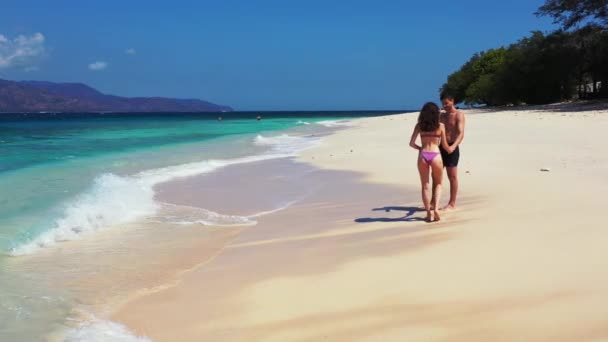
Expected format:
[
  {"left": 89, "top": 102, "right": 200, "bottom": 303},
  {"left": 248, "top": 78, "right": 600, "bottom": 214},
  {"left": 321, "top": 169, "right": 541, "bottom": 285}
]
[{"left": 0, "top": 79, "right": 233, "bottom": 113}]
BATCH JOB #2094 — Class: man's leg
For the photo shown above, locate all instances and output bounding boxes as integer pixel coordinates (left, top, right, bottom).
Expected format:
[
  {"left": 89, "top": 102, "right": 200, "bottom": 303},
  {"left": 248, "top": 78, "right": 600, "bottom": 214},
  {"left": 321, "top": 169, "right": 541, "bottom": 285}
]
[{"left": 444, "top": 166, "right": 458, "bottom": 208}]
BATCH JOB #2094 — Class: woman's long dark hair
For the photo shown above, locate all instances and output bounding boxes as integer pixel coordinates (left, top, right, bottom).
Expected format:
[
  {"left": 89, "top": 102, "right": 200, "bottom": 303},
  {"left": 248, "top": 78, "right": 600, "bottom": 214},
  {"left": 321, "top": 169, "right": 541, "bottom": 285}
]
[{"left": 418, "top": 102, "right": 440, "bottom": 132}]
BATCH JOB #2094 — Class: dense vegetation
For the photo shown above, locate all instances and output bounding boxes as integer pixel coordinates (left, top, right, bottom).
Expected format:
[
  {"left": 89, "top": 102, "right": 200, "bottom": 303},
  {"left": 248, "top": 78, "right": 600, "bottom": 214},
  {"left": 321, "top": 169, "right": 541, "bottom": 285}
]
[{"left": 440, "top": 0, "right": 608, "bottom": 105}]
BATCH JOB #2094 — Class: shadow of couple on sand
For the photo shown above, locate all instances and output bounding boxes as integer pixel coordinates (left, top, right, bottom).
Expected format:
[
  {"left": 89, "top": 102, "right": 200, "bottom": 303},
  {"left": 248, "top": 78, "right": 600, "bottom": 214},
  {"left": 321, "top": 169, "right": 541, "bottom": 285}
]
[{"left": 355, "top": 206, "right": 427, "bottom": 223}]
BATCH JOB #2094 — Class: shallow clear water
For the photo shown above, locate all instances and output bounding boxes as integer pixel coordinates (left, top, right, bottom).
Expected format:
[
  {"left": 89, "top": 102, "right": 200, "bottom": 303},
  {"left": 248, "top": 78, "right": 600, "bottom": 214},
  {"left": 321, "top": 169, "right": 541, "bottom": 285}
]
[
  {"left": 0, "top": 110, "right": 405, "bottom": 340},
  {"left": 0, "top": 115, "right": 300, "bottom": 251}
]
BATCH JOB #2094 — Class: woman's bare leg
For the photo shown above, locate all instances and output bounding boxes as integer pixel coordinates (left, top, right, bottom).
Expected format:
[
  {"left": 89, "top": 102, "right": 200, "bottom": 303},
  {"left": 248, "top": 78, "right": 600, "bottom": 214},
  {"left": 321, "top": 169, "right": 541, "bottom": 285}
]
[
  {"left": 430, "top": 158, "right": 444, "bottom": 221},
  {"left": 417, "top": 157, "right": 432, "bottom": 222}
]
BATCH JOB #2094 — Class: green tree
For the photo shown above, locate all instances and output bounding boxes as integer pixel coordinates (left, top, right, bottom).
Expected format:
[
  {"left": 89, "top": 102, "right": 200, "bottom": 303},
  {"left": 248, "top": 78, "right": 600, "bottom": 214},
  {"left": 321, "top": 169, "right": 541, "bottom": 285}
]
[
  {"left": 503, "top": 31, "right": 578, "bottom": 104},
  {"left": 440, "top": 54, "right": 480, "bottom": 103},
  {"left": 536, "top": 0, "right": 608, "bottom": 30},
  {"left": 440, "top": 48, "right": 507, "bottom": 105},
  {"left": 440, "top": 31, "right": 581, "bottom": 106},
  {"left": 440, "top": 1, "right": 608, "bottom": 105},
  {"left": 537, "top": 0, "right": 608, "bottom": 98},
  {"left": 464, "top": 48, "right": 507, "bottom": 105}
]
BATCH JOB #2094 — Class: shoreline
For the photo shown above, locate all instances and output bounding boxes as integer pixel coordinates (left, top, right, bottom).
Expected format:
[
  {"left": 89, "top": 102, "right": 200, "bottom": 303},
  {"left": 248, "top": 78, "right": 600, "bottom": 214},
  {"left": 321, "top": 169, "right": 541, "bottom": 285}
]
[
  {"left": 1, "top": 117, "right": 349, "bottom": 341},
  {"left": 111, "top": 106, "right": 608, "bottom": 341}
]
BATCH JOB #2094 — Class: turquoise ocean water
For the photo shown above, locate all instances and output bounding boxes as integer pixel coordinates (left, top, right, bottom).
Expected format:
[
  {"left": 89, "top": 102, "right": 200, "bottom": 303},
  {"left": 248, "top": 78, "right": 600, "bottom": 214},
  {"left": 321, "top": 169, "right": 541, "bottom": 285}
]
[{"left": 0, "top": 111, "right": 404, "bottom": 340}]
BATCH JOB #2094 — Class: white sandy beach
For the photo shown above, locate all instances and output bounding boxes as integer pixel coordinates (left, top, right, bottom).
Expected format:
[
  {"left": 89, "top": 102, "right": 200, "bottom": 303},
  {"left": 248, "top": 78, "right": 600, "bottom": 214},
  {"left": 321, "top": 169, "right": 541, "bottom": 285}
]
[{"left": 113, "top": 105, "right": 608, "bottom": 341}]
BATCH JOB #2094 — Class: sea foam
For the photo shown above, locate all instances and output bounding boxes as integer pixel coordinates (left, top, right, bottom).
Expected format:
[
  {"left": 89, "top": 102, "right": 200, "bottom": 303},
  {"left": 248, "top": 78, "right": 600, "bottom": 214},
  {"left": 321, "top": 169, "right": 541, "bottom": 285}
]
[
  {"left": 316, "top": 119, "right": 355, "bottom": 128},
  {"left": 152, "top": 200, "right": 297, "bottom": 227},
  {"left": 152, "top": 203, "right": 257, "bottom": 226},
  {"left": 63, "top": 318, "right": 150, "bottom": 342},
  {"left": 254, "top": 133, "right": 319, "bottom": 154},
  {"left": 11, "top": 134, "right": 318, "bottom": 256}
]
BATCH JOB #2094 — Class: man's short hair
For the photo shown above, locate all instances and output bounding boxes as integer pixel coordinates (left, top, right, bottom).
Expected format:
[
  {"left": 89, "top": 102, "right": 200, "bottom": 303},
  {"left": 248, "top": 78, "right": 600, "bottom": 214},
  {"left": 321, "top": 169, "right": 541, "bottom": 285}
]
[{"left": 440, "top": 92, "right": 455, "bottom": 101}]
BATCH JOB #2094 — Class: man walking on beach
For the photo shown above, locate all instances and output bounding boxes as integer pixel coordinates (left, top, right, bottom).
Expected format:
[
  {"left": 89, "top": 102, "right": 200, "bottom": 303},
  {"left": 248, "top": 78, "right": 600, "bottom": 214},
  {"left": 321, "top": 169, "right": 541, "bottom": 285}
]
[{"left": 436, "top": 93, "right": 465, "bottom": 209}]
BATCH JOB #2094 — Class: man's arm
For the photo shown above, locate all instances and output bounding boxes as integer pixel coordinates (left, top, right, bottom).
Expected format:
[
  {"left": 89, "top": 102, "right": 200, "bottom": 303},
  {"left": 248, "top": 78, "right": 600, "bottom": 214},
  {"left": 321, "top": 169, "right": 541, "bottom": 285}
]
[
  {"left": 450, "top": 111, "right": 465, "bottom": 148},
  {"left": 440, "top": 123, "right": 452, "bottom": 152}
]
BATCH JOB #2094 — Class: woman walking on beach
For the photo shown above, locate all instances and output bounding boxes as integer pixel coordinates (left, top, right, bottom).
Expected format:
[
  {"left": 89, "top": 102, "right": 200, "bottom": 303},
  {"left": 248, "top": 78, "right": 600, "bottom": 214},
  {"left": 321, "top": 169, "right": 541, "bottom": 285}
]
[{"left": 409, "top": 102, "right": 452, "bottom": 222}]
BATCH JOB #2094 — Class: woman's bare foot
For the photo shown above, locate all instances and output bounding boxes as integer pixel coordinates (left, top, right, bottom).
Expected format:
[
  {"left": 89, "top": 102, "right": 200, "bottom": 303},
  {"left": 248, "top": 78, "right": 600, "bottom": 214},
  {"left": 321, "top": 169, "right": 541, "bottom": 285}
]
[
  {"left": 425, "top": 212, "right": 432, "bottom": 222},
  {"left": 441, "top": 203, "right": 455, "bottom": 210},
  {"left": 433, "top": 210, "right": 441, "bottom": 222}
]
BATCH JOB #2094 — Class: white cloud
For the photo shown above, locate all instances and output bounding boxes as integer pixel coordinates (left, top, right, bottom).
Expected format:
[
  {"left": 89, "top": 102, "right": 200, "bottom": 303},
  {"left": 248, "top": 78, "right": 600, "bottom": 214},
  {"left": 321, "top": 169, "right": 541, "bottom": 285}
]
[
  {"left": 125, "top": 48, "right": 136, "bottom": 55},
  {"left": 0, "top": 32, "right": 46, "bottom": 70},
  {"left": 88, "top": 61, "right": 108, "bottom": 71}
]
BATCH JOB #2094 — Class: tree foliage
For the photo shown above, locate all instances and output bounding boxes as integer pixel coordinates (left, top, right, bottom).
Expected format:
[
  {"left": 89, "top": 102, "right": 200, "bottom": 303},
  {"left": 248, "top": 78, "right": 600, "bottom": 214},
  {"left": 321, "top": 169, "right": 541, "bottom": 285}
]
[
  {"left": 440, "top": 26, "right": 608, "bottom": 105},
  {"left": 536, "top": 0, "right": 608, "bottom": 30}
]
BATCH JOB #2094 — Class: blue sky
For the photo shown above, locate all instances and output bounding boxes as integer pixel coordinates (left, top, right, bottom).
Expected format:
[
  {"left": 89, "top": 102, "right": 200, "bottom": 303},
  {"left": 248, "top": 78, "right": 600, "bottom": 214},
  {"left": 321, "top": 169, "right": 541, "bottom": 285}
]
[{"left": 0, "top": 0, "right": 557, "bottom": 110}]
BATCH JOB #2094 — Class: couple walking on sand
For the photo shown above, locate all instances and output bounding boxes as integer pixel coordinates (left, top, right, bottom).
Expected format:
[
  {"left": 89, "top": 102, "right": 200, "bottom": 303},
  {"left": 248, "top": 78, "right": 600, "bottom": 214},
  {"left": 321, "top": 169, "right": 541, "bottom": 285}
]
[{"left": 409, "top": 94, "right": 465, "bottom": 222}]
